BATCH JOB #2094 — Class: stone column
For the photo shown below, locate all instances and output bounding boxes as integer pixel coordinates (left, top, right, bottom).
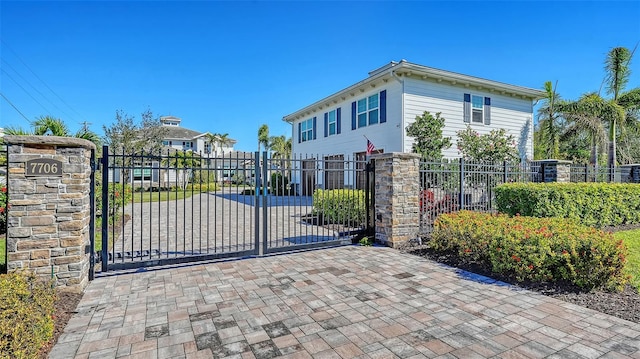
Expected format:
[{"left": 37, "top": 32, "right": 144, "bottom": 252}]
[
  {"left": 373, "top": 152, "right": 420, "bottom": 247},
  {"left": 538, "top": 159, "right": 572, "bottom": 183},
  {"left": 4, "top": 135, "right": 95, "bottom": 293}
]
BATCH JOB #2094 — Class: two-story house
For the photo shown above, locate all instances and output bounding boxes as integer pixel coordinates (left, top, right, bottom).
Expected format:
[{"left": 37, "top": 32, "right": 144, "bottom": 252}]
[
  {"left": 160, "top": 116, "right": 235, "bottom": 154},
  {"left": 282, "top": 60, "right": 545, "bottom": 193}
]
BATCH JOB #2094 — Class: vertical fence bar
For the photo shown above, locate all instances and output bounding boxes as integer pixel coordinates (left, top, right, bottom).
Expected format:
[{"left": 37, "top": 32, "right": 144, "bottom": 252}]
[
  {"left": 459, "top": 159, "right": 465, "bottom": 210},
  {"left": 101, "top": 145, "right": 109, "bottom": 272},
  {"left": 254, "top": 152, "right": 261, "bottom": 255},
  {"left": 89, "top": 149, "right": 96, "bottom": 280},
  {"left": 262, "top": 151, "right": 268, "bottom": 252}
]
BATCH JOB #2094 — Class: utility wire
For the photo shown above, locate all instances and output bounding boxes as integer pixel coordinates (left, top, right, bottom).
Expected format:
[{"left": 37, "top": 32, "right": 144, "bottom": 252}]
[
  {"left": 1, "top": 68, "right": 51, "bottom": 115},
  {"left": 1, "top": 58, "right": 76, "bottom": 122},
  {"left": 1, "top": 40, "right": 85, "bottom": 120},
  {"left": 0, "top": 92, "right": 31, "bottom": 122}
]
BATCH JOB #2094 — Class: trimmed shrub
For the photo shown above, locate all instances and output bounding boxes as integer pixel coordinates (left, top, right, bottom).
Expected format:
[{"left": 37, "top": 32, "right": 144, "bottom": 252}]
[
  {"left": 185, "top": 182, "right": 219, "bottom": 192},
  {"left": 495, "top": 182, "right": 640, "bottom": 228},
  {"left": 270, "top": 173, "right": 291, "bottom": 196},
  {"left": 0, "top": 272, "right": 55, "bottom": 358},
  {"left": 431, "top": 211, "right": 628, "bottom": 291},
  {"left": 312, "top": 189, "right": 366, "bottom": 225}
]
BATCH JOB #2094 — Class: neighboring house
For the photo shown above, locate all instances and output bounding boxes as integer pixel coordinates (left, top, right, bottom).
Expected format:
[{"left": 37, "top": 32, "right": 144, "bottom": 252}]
[
  {"left": 160, "top": 116, "right": 235, "bottom": 155},
  {"left": 109, "top": 116, "right": 238, "bottom": 187},
  {"left": 282, "top": 60, "right": 546, "bottom": 193}
]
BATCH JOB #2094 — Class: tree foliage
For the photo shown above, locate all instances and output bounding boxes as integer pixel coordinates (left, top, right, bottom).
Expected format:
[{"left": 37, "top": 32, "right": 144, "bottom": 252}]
[
  {"left": 405, "top": 111, "right": 451, "bottom": 160},
  {"left": 102, "top": 109, "right": 167, "bottom": 155},
  {"left": 258, "top": 124, "right": 269, "bottom": 152},
  {"left": 4, "top": 115, "right": 101, "bottom": 146},
  {"left": 456, "top": 126, "right": 519, "bottom": 163}
]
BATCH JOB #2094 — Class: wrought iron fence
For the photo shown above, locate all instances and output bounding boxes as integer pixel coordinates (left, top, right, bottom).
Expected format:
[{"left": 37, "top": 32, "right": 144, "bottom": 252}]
[
  {"left": 418, "top": 159, "right": 540, "bottom": 234},
  {"left": 97, "top": 148, "right": 373, "bottom": 271},
  {"left": 569, "top": 164, "right": 623, "bottom": 183}
]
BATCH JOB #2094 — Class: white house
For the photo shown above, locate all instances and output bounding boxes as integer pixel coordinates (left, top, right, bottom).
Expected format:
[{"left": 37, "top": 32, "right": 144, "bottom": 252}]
[
  {"left": 159, "top": 116, "right": 235, "bottom": 155},
  {"left": 282, "top": 60, "right": 545, "bottom": 193}
]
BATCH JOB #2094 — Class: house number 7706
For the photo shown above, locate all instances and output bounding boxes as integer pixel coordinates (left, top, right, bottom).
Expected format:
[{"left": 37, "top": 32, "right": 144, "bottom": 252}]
[{"left": 25, "top": 159, "right": 63, "bottom": 176}]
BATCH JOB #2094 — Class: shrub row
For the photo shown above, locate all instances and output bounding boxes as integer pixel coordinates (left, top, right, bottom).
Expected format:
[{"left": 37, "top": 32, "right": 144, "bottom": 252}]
[
  {"left": 185, "top": 182, "right": 218, "bottom": 192},
  {"left": 495, "top": 182, "right": 640, "bottom": 228},
  {"left": 312, "top": 189, "right": 366, "bottom": 224},
  {"left": 431, "top": 211, "right": 628, "bottom": 290},
  {"left": 0, "top": 272, "right": 55, "bottom": 358}
]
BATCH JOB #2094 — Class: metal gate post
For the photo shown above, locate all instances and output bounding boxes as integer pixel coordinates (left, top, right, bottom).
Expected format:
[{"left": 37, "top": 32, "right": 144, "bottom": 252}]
[
  {"left": 261, "top": 151, "right": 268, "bottom": 253},
  {"left": 459, "top": 159, "right": 465, "bottom": 209},
  {"left": 101, "top": 146, "right": 109, "bottom": 272},
  {"left": 89, "top": 149, "right": 96, "bottom": 280},
  {"left": 254, "top": 152, "right": 261, "bottom": 255}
]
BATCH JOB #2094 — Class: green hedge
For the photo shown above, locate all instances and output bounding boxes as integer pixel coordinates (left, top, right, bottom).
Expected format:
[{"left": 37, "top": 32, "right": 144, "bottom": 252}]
[
  {"left": 185, "top": 182, "right": 218, "bottom": 192},
  {"left": 0, "top": 272, "right": 55, "bottom": 358},
  {"left": 312, "top": 189, "right": 366, "bottom": 224},
  {"left": 495, "top": 182, "right": 640, "bottom": 228},
  {"left": 431, "top": 211, "right": 628, "bottom": 291}
]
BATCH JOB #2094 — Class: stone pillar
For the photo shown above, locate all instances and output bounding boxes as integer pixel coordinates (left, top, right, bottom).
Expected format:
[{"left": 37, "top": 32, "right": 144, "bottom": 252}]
[
  {"left": 538, "top": 159, "right": 572, "bottom": 183},
  {"left": 373, "top": 153, "right": 420, "bottom": 247},
  {"left": 4, "top": 135, "right": 95, "bottom": 293},
  {"left": 620, "top": 164, "right": 640, "bottom": 183}
]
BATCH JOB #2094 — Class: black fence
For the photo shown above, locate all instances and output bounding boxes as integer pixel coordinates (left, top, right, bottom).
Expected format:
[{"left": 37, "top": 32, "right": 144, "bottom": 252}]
[
  {"left": 419, "top": 159, "right": 540, "bottom": 234},
  {"left": 97, "top": 148, "right": 373, "bottom": 272}
]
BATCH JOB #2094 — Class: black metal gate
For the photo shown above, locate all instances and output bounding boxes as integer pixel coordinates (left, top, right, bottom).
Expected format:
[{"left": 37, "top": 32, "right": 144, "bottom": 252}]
[{"left": 96, "top": 147, "right": 373, "bottom": 272}]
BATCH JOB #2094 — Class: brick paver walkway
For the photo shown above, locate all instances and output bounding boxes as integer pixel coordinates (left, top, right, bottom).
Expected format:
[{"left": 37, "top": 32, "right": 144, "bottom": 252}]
[{"left": 50, "top": 246, "right": 640, "bottom": 358}]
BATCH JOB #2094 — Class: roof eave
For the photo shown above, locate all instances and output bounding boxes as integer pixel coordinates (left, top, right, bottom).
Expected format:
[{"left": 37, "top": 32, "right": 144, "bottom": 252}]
[{"left": 283, "top": 61, "right": 546, "bottom": 123}]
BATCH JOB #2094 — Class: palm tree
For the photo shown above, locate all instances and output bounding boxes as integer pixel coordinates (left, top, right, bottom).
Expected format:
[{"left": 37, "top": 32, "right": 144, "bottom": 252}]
[
  {"left": 5, "top": 116, "right": 101, "bottom": 146},
  {"left": 558, "top": 92, "right": 609, "bottom": 165},
  {"left": 602, "top": 47, "right": 639, "bottom": 168},
  {"left": 269, "top": 135, "right": 292, "bottom": 166},
  {"left": 535, "top": 81, "right": 562, "bottom": 159},
  {"left": 258, "top": 124, "right": 269, "bottom": 152}
]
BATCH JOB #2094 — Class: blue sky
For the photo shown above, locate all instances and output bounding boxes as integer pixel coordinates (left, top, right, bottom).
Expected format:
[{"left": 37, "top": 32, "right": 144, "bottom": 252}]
[{"left": 1, "top": 1, "right": 639, "bottom": 152}]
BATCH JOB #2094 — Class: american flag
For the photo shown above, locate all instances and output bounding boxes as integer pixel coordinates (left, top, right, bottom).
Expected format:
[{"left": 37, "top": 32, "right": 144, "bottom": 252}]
[{"left": 366, "top": 139, "right": 375, "bottom": 155}]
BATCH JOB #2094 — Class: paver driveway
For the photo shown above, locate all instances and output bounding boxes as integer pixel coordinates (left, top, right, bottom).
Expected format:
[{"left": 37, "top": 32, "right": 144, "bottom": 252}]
[{"left": 50, "top": 246, "right": 640, "bottom": 358}]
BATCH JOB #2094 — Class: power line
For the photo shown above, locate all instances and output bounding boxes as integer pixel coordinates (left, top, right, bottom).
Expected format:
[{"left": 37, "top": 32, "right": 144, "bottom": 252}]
[
  {"left": 0, "top": 92, "right": 31, "bottom": 122},
  {"left": 1, "top": 58, "right": 77, "bottom": 122},
  {"left": 1, "top": 40, "right": 86, "bottom": 121},
  {"left": 1, "top": 68, "right": 51, "bottom": 115}
]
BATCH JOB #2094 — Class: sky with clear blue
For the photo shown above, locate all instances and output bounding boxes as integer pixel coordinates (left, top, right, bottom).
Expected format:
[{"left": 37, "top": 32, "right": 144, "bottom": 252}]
[{"left": 1, "top": 1, "right": 639, "bottom": 152}]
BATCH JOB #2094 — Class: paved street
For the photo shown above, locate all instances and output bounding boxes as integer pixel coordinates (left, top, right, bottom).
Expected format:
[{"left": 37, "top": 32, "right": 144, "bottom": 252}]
[{"left": 51, "top": 246, "right": 640, "bottom": 358}]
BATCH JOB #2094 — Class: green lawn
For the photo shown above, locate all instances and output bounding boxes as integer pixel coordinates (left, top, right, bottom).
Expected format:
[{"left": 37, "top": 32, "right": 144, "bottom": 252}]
[{"left": 614, "top": 229, "right": 640, "bottom": 291}]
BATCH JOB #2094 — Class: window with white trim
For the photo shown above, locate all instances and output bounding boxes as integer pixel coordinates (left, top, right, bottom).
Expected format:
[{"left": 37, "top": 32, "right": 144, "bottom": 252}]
[
  {"left": 471, "top": 95, "right": 483, "bottom": 123},
  {"left": 328, "top": 110, "right": 337, "bottom": 136},
  {"left": 357, "top": 93, "right": 379, "bottom": 128},
  {"left": 301, "top": 118, "right": 314, "bottom": 142}
]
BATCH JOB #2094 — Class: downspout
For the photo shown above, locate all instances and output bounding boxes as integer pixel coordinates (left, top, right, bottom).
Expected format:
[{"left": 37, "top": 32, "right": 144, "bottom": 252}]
[{"left": 391, "top": 70, "right": 405, "bottom": 152}]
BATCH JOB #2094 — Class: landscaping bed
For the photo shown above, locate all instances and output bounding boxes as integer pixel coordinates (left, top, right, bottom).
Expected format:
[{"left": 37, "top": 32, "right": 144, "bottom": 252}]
[{"left": 403, "top": 222, "right": 640, "bottom": 324}]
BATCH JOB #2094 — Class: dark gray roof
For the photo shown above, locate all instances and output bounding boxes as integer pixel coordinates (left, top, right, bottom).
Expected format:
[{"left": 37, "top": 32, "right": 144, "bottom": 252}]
[{"left": 163, "top": 126, "right": 204, "bottom": 140}]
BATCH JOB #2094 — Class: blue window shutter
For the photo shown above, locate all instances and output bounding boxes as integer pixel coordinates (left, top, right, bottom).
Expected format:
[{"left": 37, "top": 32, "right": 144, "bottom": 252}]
[
  {"left": 463, "top": 93, "right": 471, "bottom": 123},
  {"left": 298, "top": 122, "right": 301, "bottom": 143},
  {"left": 324, "top": 113, "right": 328, "bottom": 137},
  {"left": 380, "top": 90, "right": 387, "bottom": 123},
  {"left": 312, "top": 116, "right": 317, "bottom": 140},
  {"left": 336, "top": 108, "right": 341, "bottom": 134},
  {"left": 484, "top": 97, "right": 491, "bottom": 125},
  {"left": 351, "top": 101, "right": 356, "bottom": 130}
]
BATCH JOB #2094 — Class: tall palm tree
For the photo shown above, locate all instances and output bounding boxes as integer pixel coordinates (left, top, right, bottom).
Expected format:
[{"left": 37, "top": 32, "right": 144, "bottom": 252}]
[
  {"left": 269, "top": 135, "right": 292, "bottom": 178},
  {"left": 258, "top": 124, "right": 269, "bottom": 152},
  {"left": 558, "top": 92, "right": 609, "bottom": 165},
  {"left": 535, "top": 81, "right": 562, "bottom": 159},
  {"left": 602, "top": 46, "right": 639, "bottom": 168}
]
